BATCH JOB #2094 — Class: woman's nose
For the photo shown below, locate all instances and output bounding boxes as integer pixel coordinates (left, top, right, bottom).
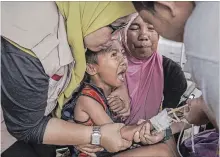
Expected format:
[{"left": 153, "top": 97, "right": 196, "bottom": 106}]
[{"left": 139, "top": 28, "right": 150, "bottom": 41}]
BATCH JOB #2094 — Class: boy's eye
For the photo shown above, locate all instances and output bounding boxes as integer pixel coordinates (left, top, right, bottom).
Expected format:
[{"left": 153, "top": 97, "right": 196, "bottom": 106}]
[
  {"left": 111, "top": 52, "right": 117, "bottom": 57},
  {"left": 148, "top": 26, "right": 154, "bottom": 31},
  {"left": 121, "top": 49, "right": 125, "bottom": 54}
]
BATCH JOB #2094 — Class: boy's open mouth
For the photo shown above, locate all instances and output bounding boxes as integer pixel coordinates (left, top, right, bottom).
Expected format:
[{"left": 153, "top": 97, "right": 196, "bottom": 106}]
[{"left": 117, "top": 68, "right": 126, "bottom": 82}]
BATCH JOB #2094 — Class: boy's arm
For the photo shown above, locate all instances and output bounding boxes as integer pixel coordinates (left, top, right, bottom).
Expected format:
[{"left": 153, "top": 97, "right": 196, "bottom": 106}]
[
  {"left": 77, "top": 96, "right": 113, "bottom": 125},
  {"left": 108, "top": 83, "right": 130, "bottom": 117},
  {"left": 76, "top": 96, "right": 145, "bottom": 141}
]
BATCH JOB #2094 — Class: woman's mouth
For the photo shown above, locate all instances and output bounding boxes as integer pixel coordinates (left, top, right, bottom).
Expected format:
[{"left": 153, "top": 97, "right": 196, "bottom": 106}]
[{"left": 135, "top": 42, "right": 152, "bottom": 48}]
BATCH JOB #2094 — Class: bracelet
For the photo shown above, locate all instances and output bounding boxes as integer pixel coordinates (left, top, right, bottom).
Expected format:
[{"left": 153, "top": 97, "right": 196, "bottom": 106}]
[{"left": 162, "top": 127, "right": 173, "bottom": 142}]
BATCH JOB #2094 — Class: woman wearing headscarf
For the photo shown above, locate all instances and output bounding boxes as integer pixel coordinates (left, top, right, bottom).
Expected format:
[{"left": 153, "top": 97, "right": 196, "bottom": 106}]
[
  {"left": 1, "top": 2, "right": 136, "bottom": 157},
  {"left": 113, "top": 13, "right": 187, "bottom": 157},
  {"left": 121, "top": 13, "right": 187, "bottom": 125}
]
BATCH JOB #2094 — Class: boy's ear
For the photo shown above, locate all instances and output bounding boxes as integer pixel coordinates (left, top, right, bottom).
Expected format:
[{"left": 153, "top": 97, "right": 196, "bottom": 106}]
[{"left": 86, "top": 63, "right": 98, "bottom": 76}]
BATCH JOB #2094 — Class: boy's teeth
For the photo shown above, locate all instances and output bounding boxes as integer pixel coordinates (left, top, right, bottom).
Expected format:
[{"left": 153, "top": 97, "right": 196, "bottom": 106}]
[{"left": 118, "top": 74, "right": 124, "bottom": 81}]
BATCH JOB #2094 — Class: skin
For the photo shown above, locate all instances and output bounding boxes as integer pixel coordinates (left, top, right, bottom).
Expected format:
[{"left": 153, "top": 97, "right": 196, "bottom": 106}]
[
  {"left": 74, "top": 41, "right": 175, "bottom": 156},
  {"left": 127, "top": 16, "right": 159, "bottom": 59},
  {"left": 74, "top": 41, "right": 131, "bottom": 153},
  {"left": 134, "top": 96, "right": 217, "bottom": 145},
  {"left": 43, "top": 118, "right": 132, "bottom": 152},
  {"left": 88, "top": 41, "right": 127, "bottom": 95},
  {"left": 134, "top": 2, "right": 194, "bottom": 42},
  {"left": 84, "top": 16, "right": 131, "bottom": 52},
  {"left": 43, "top": 17, "right": 139, "bottom": 153},
  {"left": 134, "top": 1, "right": 219, "bottom": 140},
  {"left": 110, "top": 16, "right": 177, "bottom": 156},
  {"left": 74, "top": 41, "right": 127, "bottom": 123}
]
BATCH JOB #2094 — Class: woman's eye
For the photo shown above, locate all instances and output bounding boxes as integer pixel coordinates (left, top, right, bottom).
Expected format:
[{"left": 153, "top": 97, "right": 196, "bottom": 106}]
[{"left": 129, "top": 25, "right": 139, "bottom": 30}]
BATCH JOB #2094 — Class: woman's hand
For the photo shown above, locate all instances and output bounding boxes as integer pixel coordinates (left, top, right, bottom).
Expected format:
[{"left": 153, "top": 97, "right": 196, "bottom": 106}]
[
  {"left": 133, "top": 119, "right": 165, "bottom": 145},
  {"left": 120, "top": 123, "right": 145, "bottom": 141},
  {"left": 100, "top": 123, "right": 132, "bottom": 152},
  {"left": 75, "top": 144, "right": 103, "bottom": 157}
]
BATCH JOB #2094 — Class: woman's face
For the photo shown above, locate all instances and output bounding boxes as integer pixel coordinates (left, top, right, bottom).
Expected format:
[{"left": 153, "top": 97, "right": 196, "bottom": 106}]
[
  {"left": 134, "top": 2, "right": 194, "bottom": 42},
  {"left": 84, "top": 16, "right": 131, "bottom": 52},
  {"left": 127, "top": 16, "right": 159, "bottom": 60}
]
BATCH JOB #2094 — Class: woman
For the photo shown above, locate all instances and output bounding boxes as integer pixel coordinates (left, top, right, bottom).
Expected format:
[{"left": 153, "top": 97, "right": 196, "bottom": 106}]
[
  {"left": 121, "top": 13, "right": 187, "bottom": 125},
  {"left": 1, "top": 2, "right": 136, "bottom": 157},
  {"left": 104, "top": 13, "right": 187, "bottom": 157}
]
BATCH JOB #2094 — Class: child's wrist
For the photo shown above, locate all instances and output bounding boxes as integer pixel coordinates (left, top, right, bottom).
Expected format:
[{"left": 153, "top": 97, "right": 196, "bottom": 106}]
[{"left": 162, "top": 127, "right": 173, "bottom": 142}]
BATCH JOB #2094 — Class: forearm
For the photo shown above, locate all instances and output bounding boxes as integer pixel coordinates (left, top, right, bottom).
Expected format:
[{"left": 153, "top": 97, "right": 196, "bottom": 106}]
[
  {"left": 170, "top": 122, "right": 191, "bottom": 135},
  {"left": 43, "top": 118, "right": 93, "bottom": 145},
  {"left": 164, "top": 137, "right": 179, "bottom": 157},
  {"left": 121, "top": 123, "right": 145, "bottom": 141}
]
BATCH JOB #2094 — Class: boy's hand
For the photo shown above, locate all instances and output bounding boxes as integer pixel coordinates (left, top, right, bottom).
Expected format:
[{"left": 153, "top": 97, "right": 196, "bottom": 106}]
[
  {"left": 108, "top": 83, "right": 131, "bottom": 121},
  {"left": 108, "top": 96, "right": 129, "bottom": 117}
]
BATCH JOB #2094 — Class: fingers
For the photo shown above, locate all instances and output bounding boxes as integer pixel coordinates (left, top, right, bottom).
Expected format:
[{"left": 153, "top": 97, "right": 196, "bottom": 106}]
[
  {"left": 137, "top": 119, "right": 146, "bottom": 125},
  {"left": 145, "top": 122, "right": 151, "bottom": 135},
  {"left": 136, "top": 122, "right": 164, "bottom": 145},
  {"left": 76, "top": 144, "right": 104, "bottom": 153},
  {"left": 134, "top": 119, "right": 145, "bottom": 143},
  {"left": 116, "top": 106, "right": 130, "bottom": 117},
  {"left": 109, "top": 99, "right": 123, "bottom": 109},
  {"left": 143, "top": 134, "right": 154, "bottom": 144},
  {"left": 80, "top": 147, "right": 103, "bottom": 153},
  {"left": 108, "top": 96, "right": 123, "bottom": 106},
  {"left": 117, "top": 108, "right": 128, "bottom": 115},
  {"left": 120, "top": 139, "right": 132, "bottom": 151},
  {"left": 86, "top": 153, "right": 97, "bottom": 157},
  {"left": 144, "top": 133, "right": 164, "bottom": 144},
  {"left": 108, "top": 97, "right": 125, "bottom": 113},
  {"left": 112, "top": 106, "right": 124, "bottom": 113},
  {"left": 79, "top": 149, "right": 97, "bottom": 157},
  {"left": 107, "top": 96, "right": 118, "bottom": 104},
  {"left": 140, "top": 125, "right": 148, "bottom": 144},
  {"left": 133, "top": 131, "right": 140, "bottom": 143}
]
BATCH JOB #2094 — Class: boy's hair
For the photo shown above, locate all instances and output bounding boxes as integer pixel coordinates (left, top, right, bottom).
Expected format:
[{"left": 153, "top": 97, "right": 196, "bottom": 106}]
[
  {"left": 132, "top": 1, "right": 155, "bottom": 13},
  {"left": 84, "top": 46, "right": 118, "bottom": 82},
  {"left": 85, "top": 46, "right": 117, "bottom": 64},
  {"left": 85, "top": 49, "right": 99, "bottom": 64}
]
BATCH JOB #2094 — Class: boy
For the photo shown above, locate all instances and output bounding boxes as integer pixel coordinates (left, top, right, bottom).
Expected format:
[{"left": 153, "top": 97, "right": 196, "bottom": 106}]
[
  {"left": 62, "top": 42, "right": 175, "bottom": 157},
  {"left": 62, "top": 41, "right": 174, "bottom": 157},
  {"left": 73, "top": 41, "right": 132, "bottom": 157},
  {"left": 73, "top": 43, "right": 127, "bottom": 127},
  {"left": 62, "top": 41, "right": 130, "bottom": 157}
]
